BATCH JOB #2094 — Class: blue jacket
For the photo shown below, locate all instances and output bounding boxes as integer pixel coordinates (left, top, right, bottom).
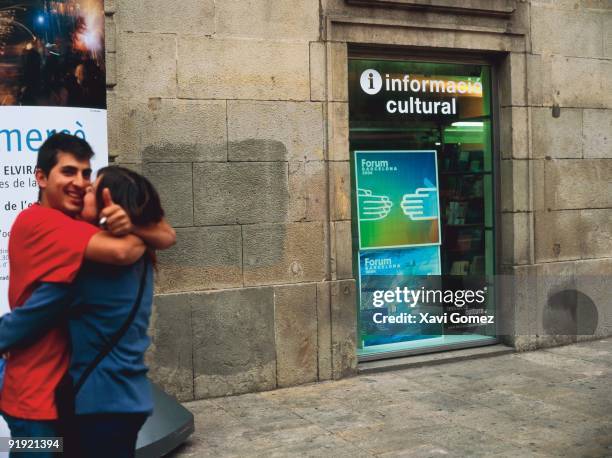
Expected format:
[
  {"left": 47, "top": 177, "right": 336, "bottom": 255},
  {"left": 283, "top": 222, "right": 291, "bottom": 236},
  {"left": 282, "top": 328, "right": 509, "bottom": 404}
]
[{"left": 0, "top": 258, "right": 153, "bottom": 415}]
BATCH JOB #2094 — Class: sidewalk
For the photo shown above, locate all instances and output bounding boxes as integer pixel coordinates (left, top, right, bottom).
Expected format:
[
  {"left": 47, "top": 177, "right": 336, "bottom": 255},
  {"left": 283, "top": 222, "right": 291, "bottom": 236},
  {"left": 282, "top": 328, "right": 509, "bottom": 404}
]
[{"left": 171, "top": 339, "right": 612, "bottom": 457}]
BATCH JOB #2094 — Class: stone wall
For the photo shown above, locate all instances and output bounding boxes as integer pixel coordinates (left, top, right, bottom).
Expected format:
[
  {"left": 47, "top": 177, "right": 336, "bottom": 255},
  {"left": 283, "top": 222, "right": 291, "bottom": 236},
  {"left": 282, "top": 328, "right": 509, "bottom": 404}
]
[
  {"left": 509, "top": 0, "right": 612, "bottom": 349},
  {"left": 105, "top": 0, "right": 356, "bottom": 401},
  {"left": 104, "top": 0, "right": 612, "bottom": 400}
]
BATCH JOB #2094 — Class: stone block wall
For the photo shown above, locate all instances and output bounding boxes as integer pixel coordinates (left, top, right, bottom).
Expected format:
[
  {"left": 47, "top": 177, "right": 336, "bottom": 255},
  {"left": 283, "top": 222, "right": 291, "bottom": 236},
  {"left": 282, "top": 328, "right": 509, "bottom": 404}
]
[
  {"left": 105, "top": 0, "right": 612, "bottom": 399},
  {"left": 516, "top": 0, "right": 612, "bottom": 348},
  {"left": 105, "top": 0, "right": 356, "bottom": 401}
]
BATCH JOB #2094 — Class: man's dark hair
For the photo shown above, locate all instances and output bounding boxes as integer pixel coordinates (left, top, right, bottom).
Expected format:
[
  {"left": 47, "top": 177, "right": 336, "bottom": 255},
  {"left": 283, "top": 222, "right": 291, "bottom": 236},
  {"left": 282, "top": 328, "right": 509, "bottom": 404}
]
[
  {"left": 95, "top": 166, "right": 164, "bottom": 226},
  {"left": 36, "top": 133, "right": 95, "bottom": 175}
]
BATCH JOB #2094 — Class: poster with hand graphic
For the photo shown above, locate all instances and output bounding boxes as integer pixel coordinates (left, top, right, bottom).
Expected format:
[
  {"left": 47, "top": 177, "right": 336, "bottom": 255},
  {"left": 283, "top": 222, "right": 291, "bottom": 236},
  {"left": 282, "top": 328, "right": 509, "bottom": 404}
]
[{"left": 355, "top": 150, "right": 441, "bottom": 249}]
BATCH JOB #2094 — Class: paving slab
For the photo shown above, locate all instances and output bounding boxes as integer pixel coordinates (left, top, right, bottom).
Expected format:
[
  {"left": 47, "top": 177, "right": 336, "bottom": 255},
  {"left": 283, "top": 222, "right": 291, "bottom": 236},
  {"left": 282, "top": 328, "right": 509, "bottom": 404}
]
[{"left": 170, "top": 338, "right": 612, "bottom": 457}]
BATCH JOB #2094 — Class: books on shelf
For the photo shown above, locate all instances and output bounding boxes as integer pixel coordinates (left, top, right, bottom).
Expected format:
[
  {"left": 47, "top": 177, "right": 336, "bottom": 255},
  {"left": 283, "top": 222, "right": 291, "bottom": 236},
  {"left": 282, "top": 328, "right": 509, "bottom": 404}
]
[
  {"left": 470, "top": 179, "right": 484, "bottom": 198},
  {"left": 441, "top": 175, "right": 484, "bottom": 201},
  {"left": 446, "top": 201, "right": 467, "bottom": 225},
  {"left": 450, "top": 260, "right": 470, "bottom": 275},
  {"left": 440, "top": 144, "right": 484, "bottom": 173},
  {"left": 470, "top": 256, "right": 485, "bottom": 275}
]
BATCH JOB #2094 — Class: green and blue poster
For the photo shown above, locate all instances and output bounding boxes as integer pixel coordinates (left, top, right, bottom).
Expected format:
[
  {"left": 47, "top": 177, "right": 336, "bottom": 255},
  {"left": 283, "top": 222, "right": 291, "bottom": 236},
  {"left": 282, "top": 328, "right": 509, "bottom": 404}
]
[
  {"left": 355, "top": 150, "right": 441, "bottom": 250},
  {"left": 358, "top": 247, "right": 443, "bottom": 346}
]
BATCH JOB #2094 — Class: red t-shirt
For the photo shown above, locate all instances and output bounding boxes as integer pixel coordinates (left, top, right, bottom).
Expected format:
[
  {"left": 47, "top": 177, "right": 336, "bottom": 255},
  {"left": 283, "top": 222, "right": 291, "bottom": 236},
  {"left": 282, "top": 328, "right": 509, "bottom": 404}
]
[{"left": 0, "top": 204, "right": 99, "bottom": 420}]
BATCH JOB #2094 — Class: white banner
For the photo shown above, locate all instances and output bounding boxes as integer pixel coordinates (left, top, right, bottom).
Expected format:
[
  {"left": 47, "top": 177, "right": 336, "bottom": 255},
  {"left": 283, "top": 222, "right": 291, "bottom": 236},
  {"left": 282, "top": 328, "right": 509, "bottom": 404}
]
[
  {"left": 0, "top": 1, "right": 107, "bottom": 442},
  {"left": 0, "top": 106, "right": 108, "bottom": 315}
]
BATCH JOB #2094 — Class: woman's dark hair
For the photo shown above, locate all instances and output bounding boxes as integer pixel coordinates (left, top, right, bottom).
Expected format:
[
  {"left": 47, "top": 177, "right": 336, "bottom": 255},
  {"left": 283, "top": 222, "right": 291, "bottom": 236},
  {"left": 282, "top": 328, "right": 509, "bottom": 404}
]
[{"left": 95, "top": 166, "right": 164, "bottom": 226}]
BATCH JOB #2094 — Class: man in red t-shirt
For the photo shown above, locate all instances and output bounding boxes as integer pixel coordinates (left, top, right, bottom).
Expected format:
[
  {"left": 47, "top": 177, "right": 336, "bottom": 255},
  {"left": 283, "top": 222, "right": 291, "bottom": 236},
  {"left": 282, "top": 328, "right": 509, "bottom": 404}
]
[{"left": 0, "top": 133, "right": 175, "bottom": 450}]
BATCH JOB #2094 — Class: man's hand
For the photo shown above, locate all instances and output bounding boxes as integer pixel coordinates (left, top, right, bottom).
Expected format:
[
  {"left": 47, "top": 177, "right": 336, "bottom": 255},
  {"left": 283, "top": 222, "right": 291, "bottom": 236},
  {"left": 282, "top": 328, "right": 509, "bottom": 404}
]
[{"left": 100, "top": 188, "right": 133, "bottom": 236}]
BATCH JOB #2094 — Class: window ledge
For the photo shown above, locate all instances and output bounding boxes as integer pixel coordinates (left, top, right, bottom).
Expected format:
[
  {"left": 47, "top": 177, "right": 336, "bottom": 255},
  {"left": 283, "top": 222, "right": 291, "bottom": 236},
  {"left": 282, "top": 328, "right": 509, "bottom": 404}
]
[{"left": 345, "top": 0, "right": 516, "bottom": 18}]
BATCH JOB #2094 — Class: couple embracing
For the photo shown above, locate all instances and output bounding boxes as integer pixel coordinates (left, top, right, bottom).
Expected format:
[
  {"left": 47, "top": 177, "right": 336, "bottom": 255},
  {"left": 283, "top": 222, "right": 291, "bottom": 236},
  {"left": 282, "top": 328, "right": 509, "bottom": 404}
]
[{"left": 0, "top": 133, "right": 176, "bottom": 457}]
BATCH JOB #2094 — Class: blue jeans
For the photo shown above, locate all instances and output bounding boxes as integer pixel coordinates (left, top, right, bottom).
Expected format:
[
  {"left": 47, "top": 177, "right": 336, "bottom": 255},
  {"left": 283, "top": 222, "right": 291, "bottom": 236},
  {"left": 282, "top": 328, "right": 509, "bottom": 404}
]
[
  {"left": 2, "top": 414, "right": 61, "bottom": 458},
  {"left": 74, "top": 413, "right": 147, "bottom": 458}
]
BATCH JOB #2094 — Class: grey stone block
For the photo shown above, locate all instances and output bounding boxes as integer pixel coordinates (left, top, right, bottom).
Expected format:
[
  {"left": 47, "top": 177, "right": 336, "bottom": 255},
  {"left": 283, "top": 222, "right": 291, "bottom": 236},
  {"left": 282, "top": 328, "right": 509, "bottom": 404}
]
[
  {"left": 116, "top": 32, "right": 177, "bottom": 99},
  {"left": 580, "top": 209, "right": 612, "bottom": 259},
  {"left": 288, "top": 161, "right": 327, "bottom": 222},
  {"left": 116, "top": 0, "right": 215, "bottom": 34},
  {"left": 544, "top": 159, "right": 612, "bottom": 210},
  {"left": 331, "top": 21, "right": 523, "bottom": 56},
  {"left": 193, "top": 162, "right": 289, "bottom": 225},
  {"left": 310, "top": 42, "right": 326, "bottom": 102},
  {"left": 243, "top": 222, "right": 326, "bottom": 286},
  {"left": 215, "top": 0, "right": 319, "bottom": 40},
  {"left": 156, "top": 226, "right": 243, "bottom": 293},
  {"left": 330, "top": 161, "right": 351, "bottom": 221},
  {"left": 328, "top": 103, "right": 349, "bottom": 161},
  {"left": 500, "top": 52, "right": 527, "bottom": 107},
  {"left": 606, "top": 14, "right": 612, "bottom": 58},
  {"left": 274, "top": 284, "right": 318, "bottom": 388},
  {"left": 501, "top": 212, "right": 532, "bottom": 266},
  {"left": 141, "top": 99, "right": 227, "bottom": 163},
  {"left": 113, "top": 162, "right": 142, "bottom": 175},
  {"left": 500, "top": 266, "right": 538, "bottom": 339},
  {"left": 191, "top": 287, "right": 276, "bottom": 398},
  {"left": 105, "top": 16, "right": 116, "bottom": 54},
  {"left": 104, "top": 0, "right": 116, "bottom": 13},
  {"left": 532, "top": 108, "right": 582, "bottom": 159},
  {"left": 531, "top": 6, "right": 603, "bottom": 58},
  {"left": 177, "top": 37, "right": 310, "bottom": 100},
  {"left": 330, "top": 280, "right": 357, "bottom": 380},
  {"left": 500, "top": 160, "right": 530, "bottom": 212},
  {"left": 583, "top": 109, "right": 612, "bottom": 158},
  {"left": 512, "top": 335, "right": 538, "bottom": 352},
  {"left": 143, "top": 162, "right": 193, "bottom": 227},
  {"left": 526, "top": 53, "right": 553, "bottom": 107},
  {"left": 500, "top": 107, "right": 528, "bottom": 159},
  {"left": 105, "top": 53, "right": 116, "bottom": 88},
  {"left": 106, "top": 94, "right": 146, "bottom": 162},
  {"left": 576, "top": 258, "right": 612, "bottom": 337},
  {"left": 316, "top": 282, "right": 333, "bottom": 381},
  {"left": 533, "top": 159, "right": 546, "bottom": 212},
  {"left": 531, "top": 0, "right": 606, "bottom": 8},
  {"left": 534, "top": 210, "right": 582, "bottom": 263},
  {"left": 550, "top": 56, "right": 612, "bottom": 109},
  {"left": 327, "top": 42, "right": 348, "bottom": 103},
  {"left": 146, "top": 294, "right": 193, "bottom": 401},
  {"left": 227, "top": 101, "right": 324, "bottom": 162},
  {"left": 535, "top": 260, "right": 578, "bottom": 338},
  {"left": 331, "top": 220, "right": 354, "bottom": 280}
]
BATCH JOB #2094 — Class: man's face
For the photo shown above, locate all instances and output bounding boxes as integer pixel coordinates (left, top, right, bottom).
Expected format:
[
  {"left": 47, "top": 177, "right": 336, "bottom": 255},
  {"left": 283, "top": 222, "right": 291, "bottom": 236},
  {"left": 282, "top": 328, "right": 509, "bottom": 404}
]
[{"left": 36, "top": 151, "right": 92, "bottom": 217}]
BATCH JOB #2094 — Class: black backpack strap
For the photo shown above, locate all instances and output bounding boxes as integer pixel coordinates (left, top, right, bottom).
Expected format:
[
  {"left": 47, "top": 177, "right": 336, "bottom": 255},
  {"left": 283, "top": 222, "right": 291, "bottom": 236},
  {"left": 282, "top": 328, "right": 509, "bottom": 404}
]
[{"left": 73, "top": 260, "right": 148, "bottom": 394}]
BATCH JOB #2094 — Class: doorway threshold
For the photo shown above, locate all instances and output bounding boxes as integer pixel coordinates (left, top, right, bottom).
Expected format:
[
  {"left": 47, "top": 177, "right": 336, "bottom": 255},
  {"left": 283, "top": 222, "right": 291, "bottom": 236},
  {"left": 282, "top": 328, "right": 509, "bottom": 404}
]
[{"left": 358, "top": 343, "right": 513, "bottom": 374}]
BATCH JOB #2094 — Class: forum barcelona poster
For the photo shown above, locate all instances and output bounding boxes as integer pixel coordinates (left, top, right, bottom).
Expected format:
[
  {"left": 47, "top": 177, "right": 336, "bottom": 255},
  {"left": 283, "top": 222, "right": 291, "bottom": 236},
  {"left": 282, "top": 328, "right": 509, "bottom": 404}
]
[
  {"left": 355, "top": 150, "right": 441, "bottom": 250},
  {"left": 0, "top": 0, "right": 108, "bottom": 316}
]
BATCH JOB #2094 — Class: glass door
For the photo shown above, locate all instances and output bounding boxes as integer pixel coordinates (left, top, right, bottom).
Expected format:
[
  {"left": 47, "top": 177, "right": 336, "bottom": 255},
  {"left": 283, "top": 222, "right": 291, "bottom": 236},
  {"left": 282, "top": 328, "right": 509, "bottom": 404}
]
[{"left": 348, "top": 57, "right": 497, "bottom": 360}]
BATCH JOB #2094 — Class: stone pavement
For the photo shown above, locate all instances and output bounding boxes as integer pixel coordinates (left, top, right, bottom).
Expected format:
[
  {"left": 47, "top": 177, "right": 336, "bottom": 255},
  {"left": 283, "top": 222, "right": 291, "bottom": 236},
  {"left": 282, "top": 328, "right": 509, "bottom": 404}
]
[{"left": 170, "top": 339, "right": 612, "bottom": 457}]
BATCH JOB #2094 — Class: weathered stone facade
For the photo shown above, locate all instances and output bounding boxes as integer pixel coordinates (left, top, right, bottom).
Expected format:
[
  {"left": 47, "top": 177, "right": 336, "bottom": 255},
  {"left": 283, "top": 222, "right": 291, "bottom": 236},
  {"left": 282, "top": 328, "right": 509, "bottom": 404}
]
[{"left": 104, "top": 0, "right": 612, "bottom": 401}]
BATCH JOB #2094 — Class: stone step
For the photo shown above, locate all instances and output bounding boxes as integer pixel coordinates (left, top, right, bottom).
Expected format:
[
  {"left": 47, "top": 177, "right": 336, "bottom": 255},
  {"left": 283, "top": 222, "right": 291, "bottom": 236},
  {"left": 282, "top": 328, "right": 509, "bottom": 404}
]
[{"left": 358, "top": 344, "right": 515, "bottom": 374}]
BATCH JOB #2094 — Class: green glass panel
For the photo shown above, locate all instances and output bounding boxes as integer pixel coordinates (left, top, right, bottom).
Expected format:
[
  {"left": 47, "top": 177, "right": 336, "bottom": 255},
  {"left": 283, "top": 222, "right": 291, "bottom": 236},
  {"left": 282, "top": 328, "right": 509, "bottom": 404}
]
[
  {"left": 349, "top": 57, "right": 496, "bottom": 356},
  {"left": 483, "top": 119, "right": 493, "bottom": 172},
  {"left": 485, "top": 229, "right": 495, "bottom": 278},
  {"left": 484, "top": 174, "right": 493, "bottom": 227}
]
